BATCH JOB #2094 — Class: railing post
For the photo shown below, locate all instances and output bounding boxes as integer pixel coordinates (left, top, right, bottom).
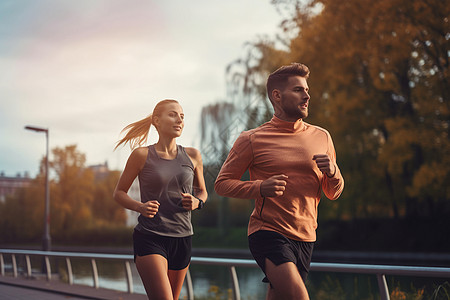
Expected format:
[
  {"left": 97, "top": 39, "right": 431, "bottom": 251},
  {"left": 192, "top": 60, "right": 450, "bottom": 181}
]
[
  {"left": 229, "top": 266, "right": 241, "bottom": 300},
  {"left": 25, "top": 255, "right": 32, "bottom": 277},
  {"left": 185, "top": 268, "right": 194, "bottom": 300},
  {"left": 12, "top": 254, "right": 17, "bottom": 278},
  {"left": 377, "top": 274, "right": 390, "bottom": 300},
  {"left": 44, "top": 256, "right": 51, "bottom": 280},
  {"left": 91, "top": 259, "right": 99, "bottom": 289},
  {"left": 65, "top": 257, "right": 73, "bottom": 285},
  {"left": 0, "top": 254, "right": 4, "bottom": 276},
  {"left": 124, "top": 261, "right": 134, "bottom": 294}
]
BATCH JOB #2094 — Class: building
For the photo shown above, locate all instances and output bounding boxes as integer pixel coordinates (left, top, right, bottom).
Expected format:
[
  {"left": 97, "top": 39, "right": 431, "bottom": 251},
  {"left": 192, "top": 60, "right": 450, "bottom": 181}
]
[
  {"left": 88, "top": 161, "right": 109, "bottom": 180},
  {"left": 0, "top": 172, "right": 32, "bottom": 202}
]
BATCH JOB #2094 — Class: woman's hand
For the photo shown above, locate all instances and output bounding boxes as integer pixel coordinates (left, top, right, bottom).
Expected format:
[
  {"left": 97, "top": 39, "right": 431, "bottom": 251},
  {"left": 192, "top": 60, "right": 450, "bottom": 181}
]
[
  {"left": 137, "top": 200, "right": 160, "bottom": 218},
  {"left": 181, "top": 193, "right": 200, "bottom": 211}
]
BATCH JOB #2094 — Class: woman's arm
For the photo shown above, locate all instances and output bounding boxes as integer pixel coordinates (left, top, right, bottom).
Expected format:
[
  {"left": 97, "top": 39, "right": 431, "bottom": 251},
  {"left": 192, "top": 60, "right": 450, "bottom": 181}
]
[
  {"left": 182, "top": 147, "right": 208, "bottom": 210},
  {"left": 113, "top": 147, "right": 160, "bottom": 218}
]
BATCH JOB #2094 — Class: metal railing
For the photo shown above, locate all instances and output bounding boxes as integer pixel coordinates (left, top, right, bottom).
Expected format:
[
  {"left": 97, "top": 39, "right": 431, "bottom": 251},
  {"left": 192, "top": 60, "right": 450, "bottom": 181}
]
[{"left": 1, "top": 249, "right": 449, "bottom": 300}]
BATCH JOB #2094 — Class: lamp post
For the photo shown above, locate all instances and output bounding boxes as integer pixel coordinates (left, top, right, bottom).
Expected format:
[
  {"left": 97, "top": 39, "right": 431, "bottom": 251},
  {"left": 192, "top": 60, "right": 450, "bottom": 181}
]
[{"left": 25, "top": 125, "right": 51, "bottom": 251}]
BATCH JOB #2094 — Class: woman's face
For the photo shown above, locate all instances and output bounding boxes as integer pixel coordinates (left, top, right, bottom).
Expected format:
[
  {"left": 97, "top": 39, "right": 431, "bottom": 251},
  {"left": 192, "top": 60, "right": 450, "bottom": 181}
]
[{"left": 154, "top": 102, "right": 184, "bottom": 138}]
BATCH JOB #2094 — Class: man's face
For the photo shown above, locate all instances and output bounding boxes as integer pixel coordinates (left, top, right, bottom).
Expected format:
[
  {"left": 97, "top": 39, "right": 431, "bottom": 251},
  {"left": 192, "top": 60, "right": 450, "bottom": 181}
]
[{"left": 279, "top": 76, "right": 310, "bottom": 121}]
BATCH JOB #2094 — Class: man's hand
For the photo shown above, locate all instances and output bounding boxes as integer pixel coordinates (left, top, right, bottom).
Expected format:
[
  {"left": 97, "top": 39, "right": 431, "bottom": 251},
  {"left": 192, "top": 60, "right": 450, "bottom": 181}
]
[
  {"left": 137, "top": 200, "right": 160, "bottom": 218},
  {"left": 313, "top": 154, "right": 336, "bottom": 177},
  {"left": 260, "top": 174, "right": 288, "bottom": 197}
]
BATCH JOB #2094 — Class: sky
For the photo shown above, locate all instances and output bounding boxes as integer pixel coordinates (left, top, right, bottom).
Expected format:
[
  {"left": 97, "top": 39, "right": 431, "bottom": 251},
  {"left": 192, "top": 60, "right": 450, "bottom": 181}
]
[{"left": 0, "top": 0, "right": 285, "bottom": 178}]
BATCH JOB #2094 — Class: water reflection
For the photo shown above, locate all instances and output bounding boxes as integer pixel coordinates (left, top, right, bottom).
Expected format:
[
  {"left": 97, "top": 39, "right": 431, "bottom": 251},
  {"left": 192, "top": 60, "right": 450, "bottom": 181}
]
[
  {"left": 61, "top": 258, "right": 267, "bottom": 299},
  {"left": 188, "top": 265, "right": 266, "bottom": 299}
]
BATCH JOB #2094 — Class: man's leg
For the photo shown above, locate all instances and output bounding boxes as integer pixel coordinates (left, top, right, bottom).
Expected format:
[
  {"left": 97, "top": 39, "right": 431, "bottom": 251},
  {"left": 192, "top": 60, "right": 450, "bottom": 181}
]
[{"left": 264, "top": 258, "right": 309, "bottom": 300}]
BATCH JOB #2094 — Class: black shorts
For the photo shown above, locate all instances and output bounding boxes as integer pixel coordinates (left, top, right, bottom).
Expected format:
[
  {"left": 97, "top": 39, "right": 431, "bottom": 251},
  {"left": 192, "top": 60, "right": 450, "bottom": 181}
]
[
  {"left": 133, "top": 229, "right": 192, "bottom": 270},
  {"left": 248, "top": 230, "right": 314, "bottom": 283}
]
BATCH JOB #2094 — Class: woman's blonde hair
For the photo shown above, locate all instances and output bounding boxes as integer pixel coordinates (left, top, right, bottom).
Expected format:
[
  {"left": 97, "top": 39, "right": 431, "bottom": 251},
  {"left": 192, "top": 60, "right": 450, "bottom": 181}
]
[{"left": 114, "top": 99, "right": 179, "bottom": 150}]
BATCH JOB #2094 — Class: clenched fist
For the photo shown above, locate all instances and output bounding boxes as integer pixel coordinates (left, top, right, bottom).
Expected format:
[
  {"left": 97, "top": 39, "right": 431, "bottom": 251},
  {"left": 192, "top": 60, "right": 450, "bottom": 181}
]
[
  {"left": 313, "top": 154, "right": 336, "bottom": 177},
  {"left": 181, "top": 193, "right": 201, "bottom": 211},
  {"left": 137, "top": 200, "right": 160, "bottom": 218},
  {"left": 260, "top": 174, "right": 288, "bottom": 197}
]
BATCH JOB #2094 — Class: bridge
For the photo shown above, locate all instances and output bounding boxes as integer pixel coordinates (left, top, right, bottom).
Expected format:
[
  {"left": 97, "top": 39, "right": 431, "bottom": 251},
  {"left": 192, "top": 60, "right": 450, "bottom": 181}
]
[{"left": 1, "top": 249, "right": 450, "bottom": 300}]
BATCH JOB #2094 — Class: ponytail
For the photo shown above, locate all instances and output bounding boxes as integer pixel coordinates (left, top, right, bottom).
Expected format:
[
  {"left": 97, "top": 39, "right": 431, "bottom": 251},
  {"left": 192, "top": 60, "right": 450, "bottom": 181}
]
[
  {"left": 114, "top": 99, "right": 179, "bottom": 150},
  {"left": 114, "top": 114, "right": 153, "bottom": 150}
]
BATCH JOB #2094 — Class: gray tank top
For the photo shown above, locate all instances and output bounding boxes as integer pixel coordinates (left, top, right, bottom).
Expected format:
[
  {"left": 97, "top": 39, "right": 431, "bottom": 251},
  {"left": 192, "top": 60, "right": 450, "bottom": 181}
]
[{"left": 135, "top": 144, "right": 194, "bottom": 237}]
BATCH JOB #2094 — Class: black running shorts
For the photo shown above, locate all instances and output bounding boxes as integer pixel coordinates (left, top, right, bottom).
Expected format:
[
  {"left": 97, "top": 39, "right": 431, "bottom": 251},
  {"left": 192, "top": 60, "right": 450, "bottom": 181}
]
[
  {"left": 248, "top": 230, "right": 314, "bottom": 283},
  {"left": 133, "top": 229, "right": 192, "bottom": 270}
]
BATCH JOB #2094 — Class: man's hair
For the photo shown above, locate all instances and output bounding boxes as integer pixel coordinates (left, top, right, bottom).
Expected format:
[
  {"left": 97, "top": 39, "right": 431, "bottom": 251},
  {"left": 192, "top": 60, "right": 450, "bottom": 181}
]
[{"left": 266, "top": 63, "right": 310, "bottom": 101}]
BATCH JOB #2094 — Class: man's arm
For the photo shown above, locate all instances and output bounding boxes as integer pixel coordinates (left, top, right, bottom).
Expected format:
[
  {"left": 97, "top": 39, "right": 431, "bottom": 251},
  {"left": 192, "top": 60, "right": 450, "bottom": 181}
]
[
  {"left": 321, "top": 136, "right": 344, "bottom": 200},
  {"left": 214, "top": 133, "right": 263, "bottom": 199}
]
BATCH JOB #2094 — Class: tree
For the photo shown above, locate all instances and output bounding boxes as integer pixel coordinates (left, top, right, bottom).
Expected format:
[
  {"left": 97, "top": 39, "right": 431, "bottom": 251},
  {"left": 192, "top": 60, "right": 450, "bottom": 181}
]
[
  {"left": 50, "top": 145, "right": 96, "bottom": 232},
  {"left": 291, "top": 0, "right": 450, "bottom": 219},
  {"left": 0, "top": 145, "right": 128, "bottom": 244},
  {"left": 215, "top": 0, "right": 450, "bottom": 220},
  {"left": 91, "top": 170, "right": 127, "bottom": 225},
  {"left": 0, "top": 179, "right": 44, "bottom": 242}
]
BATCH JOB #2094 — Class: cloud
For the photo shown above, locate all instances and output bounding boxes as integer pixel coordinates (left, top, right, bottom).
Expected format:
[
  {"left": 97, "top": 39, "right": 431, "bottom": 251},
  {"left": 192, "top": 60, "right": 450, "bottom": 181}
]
[{"left": 0, "top": 0, "right": 284, "bottom": 177}]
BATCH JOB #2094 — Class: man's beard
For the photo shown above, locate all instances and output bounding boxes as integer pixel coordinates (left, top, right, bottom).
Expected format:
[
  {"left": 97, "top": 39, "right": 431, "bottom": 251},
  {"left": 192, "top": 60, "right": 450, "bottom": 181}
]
[{"left": 284, "top": 106, "right": 308, "bottom": 120}]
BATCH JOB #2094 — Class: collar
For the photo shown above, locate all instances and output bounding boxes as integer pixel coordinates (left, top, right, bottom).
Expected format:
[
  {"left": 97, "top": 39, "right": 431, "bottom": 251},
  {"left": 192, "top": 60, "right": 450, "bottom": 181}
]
[{"left": 270, "top": 115, "right": 306, "bottom": 133}]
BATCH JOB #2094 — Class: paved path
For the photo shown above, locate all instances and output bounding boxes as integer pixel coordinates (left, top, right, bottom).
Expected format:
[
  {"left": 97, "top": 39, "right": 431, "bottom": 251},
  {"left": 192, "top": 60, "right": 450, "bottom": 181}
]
[
  {"left": 0, "top": 284, "right": 88, "bottom": 300},
  {"left": 0, "top": 276, "right": 147, "bottom": 300}
]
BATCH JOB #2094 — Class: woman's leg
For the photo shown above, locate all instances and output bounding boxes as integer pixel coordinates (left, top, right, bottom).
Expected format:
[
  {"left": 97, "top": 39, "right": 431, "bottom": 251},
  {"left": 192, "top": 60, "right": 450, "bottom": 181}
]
[
  {"left": 168, "top": 265, "right": 189, "bottom": 300},
  {"left": 136, "top": 254, "right": 173, "bottom": 300}
]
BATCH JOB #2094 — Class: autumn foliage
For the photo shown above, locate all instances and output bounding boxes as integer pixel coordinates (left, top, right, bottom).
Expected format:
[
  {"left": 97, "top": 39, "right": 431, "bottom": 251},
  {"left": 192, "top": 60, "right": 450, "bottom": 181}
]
[
  {"left": 0, "top": 145, "right": 127, "bottom": 244},
  {"left": 207, "top": 0, "right": 449, "bottom": 221}
]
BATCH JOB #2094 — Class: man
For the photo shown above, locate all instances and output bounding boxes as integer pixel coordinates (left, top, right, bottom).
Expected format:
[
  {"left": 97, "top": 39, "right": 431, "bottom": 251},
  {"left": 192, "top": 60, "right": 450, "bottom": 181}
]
[{"left": 215, "top": 63, "right": 344, "bottom": 299}]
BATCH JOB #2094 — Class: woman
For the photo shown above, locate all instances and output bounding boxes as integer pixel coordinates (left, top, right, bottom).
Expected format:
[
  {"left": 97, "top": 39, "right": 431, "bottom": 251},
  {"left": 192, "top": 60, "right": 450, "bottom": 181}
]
[{"left": 113, "top": 99, "right": 207, "bottom": 300}]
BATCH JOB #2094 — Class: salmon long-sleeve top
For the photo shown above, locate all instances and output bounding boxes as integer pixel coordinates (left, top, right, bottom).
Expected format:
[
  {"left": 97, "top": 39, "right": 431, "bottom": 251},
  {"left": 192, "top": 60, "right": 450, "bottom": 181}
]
[{"left": 215, "top": 115, "right": 344, "bottom": 242}]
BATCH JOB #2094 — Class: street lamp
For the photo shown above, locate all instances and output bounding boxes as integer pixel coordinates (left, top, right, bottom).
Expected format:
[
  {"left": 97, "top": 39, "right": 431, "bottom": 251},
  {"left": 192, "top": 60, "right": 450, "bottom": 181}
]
[{"left": 25, "top": 125, "right": 51, "bottom": 251}]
